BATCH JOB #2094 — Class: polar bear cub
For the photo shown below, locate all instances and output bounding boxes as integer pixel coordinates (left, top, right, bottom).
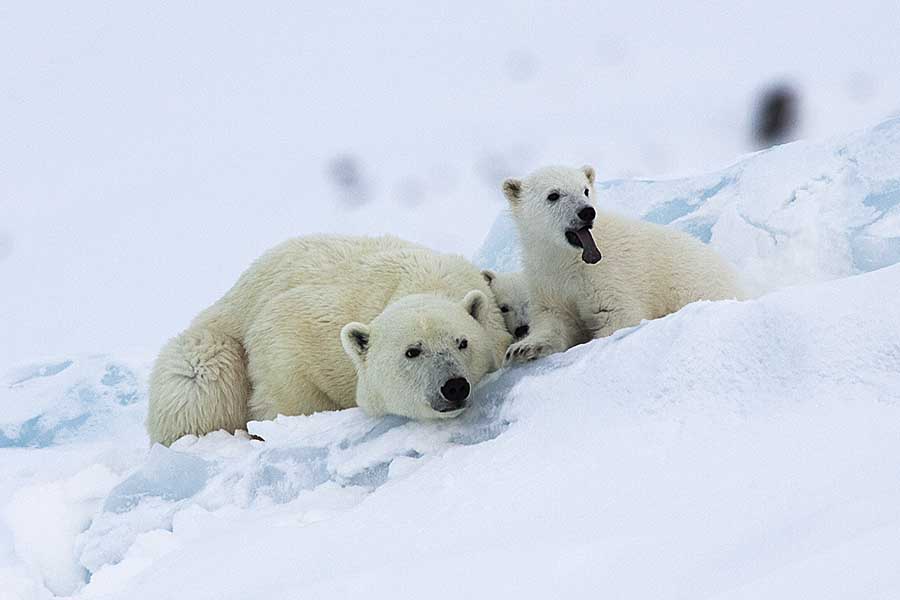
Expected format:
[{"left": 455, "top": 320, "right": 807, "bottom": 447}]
[
  {"left": 147, "top": 235, "right": 512, "bottom": 446},
  {"left": 502, "top": 165, "right": 742, "bottom": 364},
  {"left": 481, "top": 270, "right": 531, "bottom": 340}
]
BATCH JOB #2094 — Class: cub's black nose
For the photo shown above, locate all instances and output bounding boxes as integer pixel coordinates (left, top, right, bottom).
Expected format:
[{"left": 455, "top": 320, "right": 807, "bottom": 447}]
[
  {"left": 578, "top": 206, "right": 596, "bottom": 222},
  {"left": 514, "top": 325, "right": 529, "bottom": 339},
  {"left": 440, "top": 377, "right": 470, "bottom": 405}
]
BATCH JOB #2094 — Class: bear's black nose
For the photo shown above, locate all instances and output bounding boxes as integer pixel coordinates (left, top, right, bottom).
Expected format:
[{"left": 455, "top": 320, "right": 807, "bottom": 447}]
[
  {"left": 578, "top": 206, "right": 596, "bottom": 222},
  {"left": 440, "top": 377, "right": 470, "bottom": 406},
  {"left": 514, "top": 324, "right": 529, "bottom": 339}
]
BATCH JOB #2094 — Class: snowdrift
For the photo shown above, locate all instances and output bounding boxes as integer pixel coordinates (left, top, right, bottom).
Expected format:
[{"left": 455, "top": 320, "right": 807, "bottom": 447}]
[{"left": 3, "top": 118, "right": 900, "bottom": 599}]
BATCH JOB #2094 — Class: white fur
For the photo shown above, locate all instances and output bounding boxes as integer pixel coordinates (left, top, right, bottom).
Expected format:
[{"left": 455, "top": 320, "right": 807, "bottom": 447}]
[
  {"left": 503, "top": 165, "right": 743, "bottom": 363},
  {"left": 147, "top": 235, "right": 512, "bottom": 446},
  {"left": 482, "top": 270, "right": 531, "bottom": 339}
]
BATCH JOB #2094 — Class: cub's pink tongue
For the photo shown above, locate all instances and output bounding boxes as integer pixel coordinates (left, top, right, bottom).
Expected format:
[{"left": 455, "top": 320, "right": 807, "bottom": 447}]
[{"left": 575, "top": 228, "right": 602, "bottom": 264}]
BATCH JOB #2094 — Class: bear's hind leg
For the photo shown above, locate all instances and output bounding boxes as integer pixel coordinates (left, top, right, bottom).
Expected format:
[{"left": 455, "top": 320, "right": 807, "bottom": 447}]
[
  {"left": 147, "top": 328, "right": 250, "bottom": 446},
  {"left": 247, "top": 377, "right": 340, "bottom": 422}
]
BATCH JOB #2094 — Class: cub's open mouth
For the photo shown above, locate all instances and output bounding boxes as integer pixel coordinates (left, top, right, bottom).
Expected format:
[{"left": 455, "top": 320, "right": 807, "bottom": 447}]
[{"left": 565, "top": 227, "right": 602, "bottom": 264}]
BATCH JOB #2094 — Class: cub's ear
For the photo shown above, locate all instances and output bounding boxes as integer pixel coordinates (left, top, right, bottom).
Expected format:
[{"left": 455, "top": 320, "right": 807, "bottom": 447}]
[
  {"left": 340, "top": 322, "right": 371, "bottom": 367},
  {"left": 581, "top": 165, "right": 596, "bottom": 185},
  {"left": 481, "top": 269, "right": 497, "bottom": 286},
  {"left": 502, "top": 178, "right": 523, "bottom": 203},
  {"left": 462, "top": 289, "right": 489, "bottom": 325}
]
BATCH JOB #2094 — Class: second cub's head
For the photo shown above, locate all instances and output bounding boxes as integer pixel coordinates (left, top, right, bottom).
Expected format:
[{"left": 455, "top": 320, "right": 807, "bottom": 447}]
[
  {"left": 481, "top": 270, "right": 530, "bottom": 340},
  {"left": 340, "top": 292, "right": 496, "bottom": 420},
  {"left": 502, "top": 165, "right": 602, "bottom": 264}
]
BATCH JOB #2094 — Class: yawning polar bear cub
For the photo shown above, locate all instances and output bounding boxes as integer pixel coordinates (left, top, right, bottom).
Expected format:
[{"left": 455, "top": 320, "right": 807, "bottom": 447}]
[{"left": 502, "top": 165, "right": 742, "bottom": 364}]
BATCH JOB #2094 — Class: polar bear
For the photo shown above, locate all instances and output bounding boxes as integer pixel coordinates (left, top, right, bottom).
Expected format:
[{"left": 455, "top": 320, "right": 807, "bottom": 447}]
[
  {"left": 502, "top": 165, "right": 742, "bottom": 364},
  {"left": 147, "top": 235, "right": 513, "bottom": 446},
  {"left": 481, "top": 270, "right": 531, "bottom": 340}
]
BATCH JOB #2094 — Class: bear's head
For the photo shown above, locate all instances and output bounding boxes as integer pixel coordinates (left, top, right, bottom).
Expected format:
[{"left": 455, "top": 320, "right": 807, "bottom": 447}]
[
  {"left": 340, "top": 291, "right": 498, "bottom": 419},
  {"left": 502, "top": 165, "right": 602, "bottom": 264},
  {"left": 481, "top": 269, "right": 530, "bottom": 340}
]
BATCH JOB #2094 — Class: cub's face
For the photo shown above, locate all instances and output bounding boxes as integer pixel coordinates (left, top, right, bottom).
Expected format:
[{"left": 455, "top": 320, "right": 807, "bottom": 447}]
[
  {"left": 482, "top": 270, "right": 530, "bottom": 340},
  {"left": 503, "top": 165, "right": 602, "bottom": 264},
  {"left": 341, "top": 292, "right": 496, "bottom": 420}
]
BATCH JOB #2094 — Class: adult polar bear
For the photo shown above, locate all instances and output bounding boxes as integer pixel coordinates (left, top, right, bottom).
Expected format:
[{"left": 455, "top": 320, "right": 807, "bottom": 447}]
[
  {"left": 503, "top": 165, "right": 742, "bottom": 364},
  {"left": 148, "top": 235, "right": 512, "bottom": 446}
]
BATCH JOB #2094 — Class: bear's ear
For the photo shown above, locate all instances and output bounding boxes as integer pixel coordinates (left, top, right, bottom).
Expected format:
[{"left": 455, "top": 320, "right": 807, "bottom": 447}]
[
  {"left": 502, "top": 178, "right": 523, "bottom": 204},
  {"left": 581, "top": 165, "right": 596, "bottom": 185},
  {"left": 481, "top": 269, "right": 496, "bottom": 286},
  {"left": 340, "top": 322, "right": 371, "bottom": 367},
  {"left": 462, "top": 289, "right": 488, "bottom": 325}
]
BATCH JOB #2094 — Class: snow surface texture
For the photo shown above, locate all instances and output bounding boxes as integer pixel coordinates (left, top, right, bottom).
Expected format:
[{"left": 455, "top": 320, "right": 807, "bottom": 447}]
[{"left": 3, "top": 118, "right": 900, "bottom": 599}]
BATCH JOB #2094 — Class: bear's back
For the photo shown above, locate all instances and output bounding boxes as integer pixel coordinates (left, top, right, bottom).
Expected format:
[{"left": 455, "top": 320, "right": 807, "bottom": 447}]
[{"left": 193, "top": 235, "right": 423, "bottom": 338}]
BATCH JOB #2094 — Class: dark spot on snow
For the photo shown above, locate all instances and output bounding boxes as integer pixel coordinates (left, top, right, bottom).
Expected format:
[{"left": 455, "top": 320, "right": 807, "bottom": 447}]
[
  {"left": 753, "top": 83, "right": 800, "bottom": 148},
  {"left": 327, "top": 154, "right": 370, "bottom": 208}
]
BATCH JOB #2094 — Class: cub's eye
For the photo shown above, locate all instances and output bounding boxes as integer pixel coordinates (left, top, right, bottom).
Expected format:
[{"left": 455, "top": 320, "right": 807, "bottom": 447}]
[
  {"left": 584, "top": 188, "right": 590, "bottom": 197},
  {"left": 458, "top": 339, "right": 468, "bottom": 350},
  {"left": 405, "top": 347, "right": 421, "bottom": 358},
  {"left": 547, "top": 192, "right": 560, "bottom": 202},
  {"left": 500, "top": 304, "right": 510, "bottom": 313}
]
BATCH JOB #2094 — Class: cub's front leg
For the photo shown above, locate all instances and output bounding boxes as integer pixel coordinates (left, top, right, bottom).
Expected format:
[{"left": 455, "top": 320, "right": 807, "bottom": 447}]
[{"left": 504, "top": 306, "right": 579, "bottom": 365}]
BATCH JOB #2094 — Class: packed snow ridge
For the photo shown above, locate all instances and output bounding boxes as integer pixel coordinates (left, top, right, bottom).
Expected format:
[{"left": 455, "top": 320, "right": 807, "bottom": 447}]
[{"left": 2, "top": 117, "right": 900, "bottom": 599}]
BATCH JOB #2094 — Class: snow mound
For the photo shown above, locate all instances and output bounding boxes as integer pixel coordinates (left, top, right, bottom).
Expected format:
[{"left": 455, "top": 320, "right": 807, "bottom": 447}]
[
  {"left": 75, "top": 372, "right": 516, "bottom": 583},
  {"left": 1, "top": 356, "right": 148, "bottom": 448},
  {"left": 82, "top": 261, "right": 900, "bottom": 599},
  {"left": 475, "top": 117, "right": 900, "bottom": 293}
]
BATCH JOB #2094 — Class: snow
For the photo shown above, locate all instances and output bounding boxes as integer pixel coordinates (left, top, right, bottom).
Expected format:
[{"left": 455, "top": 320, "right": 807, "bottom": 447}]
[
  {"left": 8, "top": 262, "right": 897, "bottom": 599},
  {"left": 4, "top": 3, "right": 900, "bottom": 597}
]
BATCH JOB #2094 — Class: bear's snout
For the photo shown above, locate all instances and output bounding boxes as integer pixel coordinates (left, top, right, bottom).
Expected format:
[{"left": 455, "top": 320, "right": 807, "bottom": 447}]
[
  {"left": 514, "top": 324, "right": 529, "bottom": 339},
  {"left": 437, "top": 377, "right": 470, "bottom": 411},
  {"left": 577, "top": 206, "right": 596, "bottom": 223}
]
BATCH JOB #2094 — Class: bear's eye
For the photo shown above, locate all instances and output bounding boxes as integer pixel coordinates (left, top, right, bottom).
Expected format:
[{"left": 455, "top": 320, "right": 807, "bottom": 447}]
[
  {"left": 500, "top": 304, "right": 510, "bottom": 313},
  {"left": 584, "top": 188, "right": 590, "bottom": 197},
  {"left": 458, "top": 339, "right": 468, "bottom": 350},
  {"left": 547, "top": 192, "right": 560, "bottom": 202},
  {"left": 405, "top": 347, "right": 421, "bottom": 359}
]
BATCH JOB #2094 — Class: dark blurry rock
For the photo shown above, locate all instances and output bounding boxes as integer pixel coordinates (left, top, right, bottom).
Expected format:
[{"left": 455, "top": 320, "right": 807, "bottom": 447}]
[
  {"left": 753, "top": 84, "right": 800, "bottom": 149},
  {"left": 326, "top": 154, "right": 370, "bottom": 208}
]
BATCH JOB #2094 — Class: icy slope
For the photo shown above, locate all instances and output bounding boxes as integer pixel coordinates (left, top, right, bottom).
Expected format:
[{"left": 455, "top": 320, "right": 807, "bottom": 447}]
[
  {"left": 476, "top": 117, "right": 900, "bottom": 293},
  {"left": 59, "top": 262, "right": 900, "bottom": 599}
]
